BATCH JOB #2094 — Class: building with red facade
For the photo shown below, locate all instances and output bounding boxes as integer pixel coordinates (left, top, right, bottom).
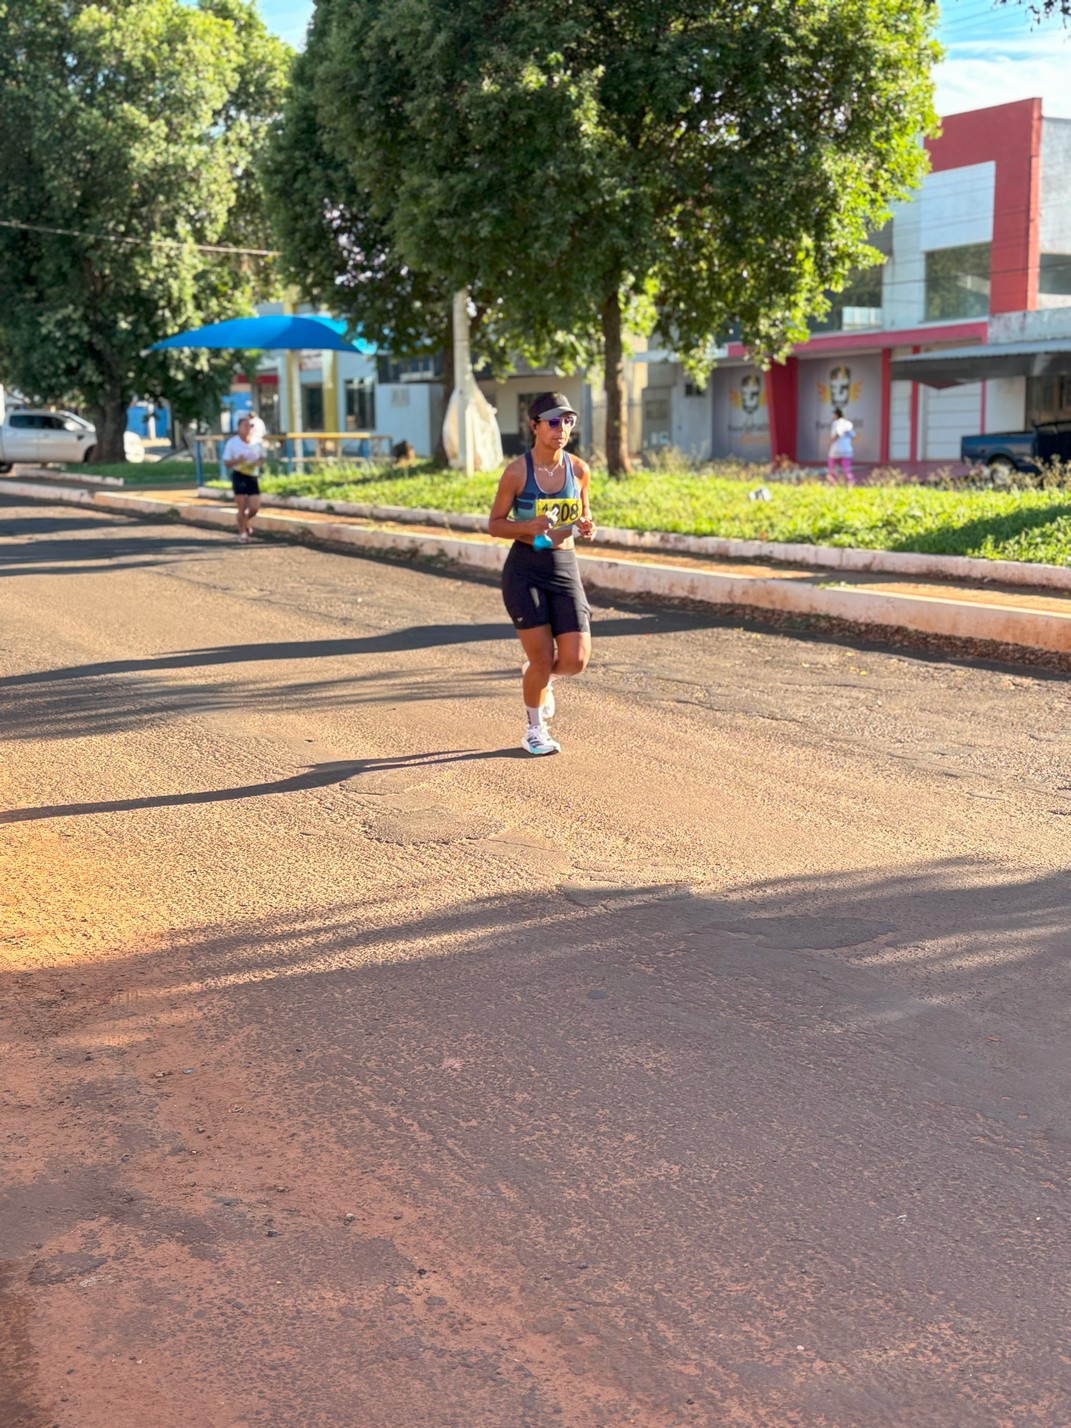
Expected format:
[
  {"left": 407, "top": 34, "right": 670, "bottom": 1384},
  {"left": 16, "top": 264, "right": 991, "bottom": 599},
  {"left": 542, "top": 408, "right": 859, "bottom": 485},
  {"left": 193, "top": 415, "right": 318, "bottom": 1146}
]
[{"left": 656, "top": 98, "right": 1071, "bottom": 470}]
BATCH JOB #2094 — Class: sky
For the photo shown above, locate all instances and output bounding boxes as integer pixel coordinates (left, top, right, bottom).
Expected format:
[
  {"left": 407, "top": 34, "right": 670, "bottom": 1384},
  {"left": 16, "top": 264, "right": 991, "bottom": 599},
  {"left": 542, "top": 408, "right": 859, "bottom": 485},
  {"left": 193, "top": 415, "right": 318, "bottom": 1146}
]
[{"left": 256, "top": 0, "right": 1071, "bottom": 120}]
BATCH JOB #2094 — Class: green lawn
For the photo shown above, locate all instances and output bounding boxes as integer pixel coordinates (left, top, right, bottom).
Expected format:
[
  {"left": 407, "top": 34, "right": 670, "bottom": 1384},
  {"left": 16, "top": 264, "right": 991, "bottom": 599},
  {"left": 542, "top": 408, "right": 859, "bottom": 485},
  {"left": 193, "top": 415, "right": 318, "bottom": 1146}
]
[
  {"left": 61, "top": 459, "right": 199, "bottom": 484},
  {"left": 246, "top": 463, "right": 1071, "bottom": 567}
]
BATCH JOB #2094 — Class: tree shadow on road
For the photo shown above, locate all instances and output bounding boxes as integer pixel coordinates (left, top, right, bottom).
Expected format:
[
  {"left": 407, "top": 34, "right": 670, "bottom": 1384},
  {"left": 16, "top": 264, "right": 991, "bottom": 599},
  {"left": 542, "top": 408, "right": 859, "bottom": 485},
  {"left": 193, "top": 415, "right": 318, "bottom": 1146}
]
[
  {"left": 0, "top": 750, "right": 522, "bottom": 823},
  {"left": 3, "top": 858, "right": 1070, "bottom": 1424}
]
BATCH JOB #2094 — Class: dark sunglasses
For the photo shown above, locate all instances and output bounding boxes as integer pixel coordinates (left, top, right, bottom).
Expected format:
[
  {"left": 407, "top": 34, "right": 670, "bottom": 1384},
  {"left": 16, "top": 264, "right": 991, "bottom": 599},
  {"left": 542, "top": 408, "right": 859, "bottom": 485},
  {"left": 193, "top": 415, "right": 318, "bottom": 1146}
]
[{"left": 540, "top": 415, "right": 575, "bottom": 429}]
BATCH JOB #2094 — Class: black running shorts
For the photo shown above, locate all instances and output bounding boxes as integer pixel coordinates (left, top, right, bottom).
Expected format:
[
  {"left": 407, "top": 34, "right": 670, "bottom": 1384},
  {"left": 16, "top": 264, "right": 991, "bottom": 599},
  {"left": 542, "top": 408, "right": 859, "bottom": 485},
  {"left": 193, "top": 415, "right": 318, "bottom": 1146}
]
[
  {"left": 502, "top": 541, "right": 590, "bottom": 635},
  {"left": 231, "top": 473, "right": 260, "bottom": 496}
]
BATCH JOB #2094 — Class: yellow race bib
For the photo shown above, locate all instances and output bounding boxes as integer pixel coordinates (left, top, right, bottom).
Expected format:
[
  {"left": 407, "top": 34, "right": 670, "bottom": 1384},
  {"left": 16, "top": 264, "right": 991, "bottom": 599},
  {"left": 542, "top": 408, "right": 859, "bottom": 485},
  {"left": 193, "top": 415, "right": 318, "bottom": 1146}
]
[{"left": 535, "top": 497, "right": 580, "bottom": 528}]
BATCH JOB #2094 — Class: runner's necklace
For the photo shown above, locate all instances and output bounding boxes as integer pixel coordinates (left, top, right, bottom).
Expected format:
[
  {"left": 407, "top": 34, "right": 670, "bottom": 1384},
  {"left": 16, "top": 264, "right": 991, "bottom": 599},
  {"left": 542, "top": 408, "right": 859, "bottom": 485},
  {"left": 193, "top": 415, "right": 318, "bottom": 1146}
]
[{"left": 533, "top": 458, "right": 565, "bottom": 489}]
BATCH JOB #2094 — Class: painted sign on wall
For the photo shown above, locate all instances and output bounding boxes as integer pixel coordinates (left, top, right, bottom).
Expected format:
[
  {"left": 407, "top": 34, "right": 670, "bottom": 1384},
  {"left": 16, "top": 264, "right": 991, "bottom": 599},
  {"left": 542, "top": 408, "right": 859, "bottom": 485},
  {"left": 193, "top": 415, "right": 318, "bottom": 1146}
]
[
  {"left": 797, "top": 355, "right": 882, "bottom": 463},
  {"left": 711, "top": 365, "right": 771, "bottom": 461}
]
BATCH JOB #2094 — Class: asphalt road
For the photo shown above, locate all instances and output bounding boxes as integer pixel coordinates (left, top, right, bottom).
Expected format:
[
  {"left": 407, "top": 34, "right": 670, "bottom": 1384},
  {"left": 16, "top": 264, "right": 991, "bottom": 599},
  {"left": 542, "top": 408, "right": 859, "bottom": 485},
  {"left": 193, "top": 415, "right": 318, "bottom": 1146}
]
[{"left": 2, "top": 496, "right": 1071, "bottom": 1428}]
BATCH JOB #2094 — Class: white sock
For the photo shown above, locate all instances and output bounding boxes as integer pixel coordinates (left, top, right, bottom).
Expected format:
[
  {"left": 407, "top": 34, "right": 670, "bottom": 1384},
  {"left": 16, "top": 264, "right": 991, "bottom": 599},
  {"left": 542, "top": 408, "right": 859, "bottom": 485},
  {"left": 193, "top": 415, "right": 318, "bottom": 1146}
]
[{"left": 525, "top": 705, "right": 543, "bottom": 728}]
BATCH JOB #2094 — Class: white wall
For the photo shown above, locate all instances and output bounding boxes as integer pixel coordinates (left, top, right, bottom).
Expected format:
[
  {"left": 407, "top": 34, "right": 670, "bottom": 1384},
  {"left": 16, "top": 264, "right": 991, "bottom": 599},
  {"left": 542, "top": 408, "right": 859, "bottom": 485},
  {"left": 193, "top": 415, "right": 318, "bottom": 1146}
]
[
  {"left": 921, "top": 383, "right": 983, "bottom": 460},
  {"left": 918, "top": 163, "right": 996, "bottom": 252},
  {"left": 671, "top": 379, "right": 713, "bottom": 460},
  {"left": 883, "top": 188, "right": 926, "bottom": 329},
  {"left": 984, "top": 376, "right": 1026, "bottom": 433},
  {"left": 889, "top": 379, "right": 912, "bottom": 463},
  {"left": 377, "top": 384, "right": 442, "bottom": 456},
  {"left": 1040, "top": 119, "right": 1071, "bottom": 254}
]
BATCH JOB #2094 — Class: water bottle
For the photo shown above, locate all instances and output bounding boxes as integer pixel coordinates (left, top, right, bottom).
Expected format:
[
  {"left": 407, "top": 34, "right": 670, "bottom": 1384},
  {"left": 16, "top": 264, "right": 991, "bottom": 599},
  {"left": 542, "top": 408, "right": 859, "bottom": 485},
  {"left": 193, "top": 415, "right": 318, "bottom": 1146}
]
[{"left": 533, "top": 532, "right": 553, "bottom": 549}]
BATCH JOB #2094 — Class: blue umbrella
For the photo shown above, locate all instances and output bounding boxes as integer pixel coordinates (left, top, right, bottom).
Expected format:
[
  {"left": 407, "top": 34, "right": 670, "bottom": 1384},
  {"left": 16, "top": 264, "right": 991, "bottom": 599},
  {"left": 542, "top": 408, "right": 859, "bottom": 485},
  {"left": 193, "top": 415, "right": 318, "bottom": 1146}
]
[{"left": 148, "top": 313, "right": 374, "bottom": 353}]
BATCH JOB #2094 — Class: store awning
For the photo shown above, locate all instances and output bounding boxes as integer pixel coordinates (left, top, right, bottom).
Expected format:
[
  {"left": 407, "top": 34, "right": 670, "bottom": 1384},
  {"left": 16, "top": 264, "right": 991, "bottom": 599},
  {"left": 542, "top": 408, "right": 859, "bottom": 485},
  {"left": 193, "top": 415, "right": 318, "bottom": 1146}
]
[{"left": 890, "top": 338, "right": 1071, "bottom": 388}]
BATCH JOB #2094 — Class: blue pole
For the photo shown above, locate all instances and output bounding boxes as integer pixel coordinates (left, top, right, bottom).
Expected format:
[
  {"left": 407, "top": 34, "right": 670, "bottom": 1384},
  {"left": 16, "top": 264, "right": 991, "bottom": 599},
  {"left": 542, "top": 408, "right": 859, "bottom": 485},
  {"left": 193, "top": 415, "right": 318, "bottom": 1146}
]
[{"left": 194, "top": 438, "right": 203, "bottom": 487}]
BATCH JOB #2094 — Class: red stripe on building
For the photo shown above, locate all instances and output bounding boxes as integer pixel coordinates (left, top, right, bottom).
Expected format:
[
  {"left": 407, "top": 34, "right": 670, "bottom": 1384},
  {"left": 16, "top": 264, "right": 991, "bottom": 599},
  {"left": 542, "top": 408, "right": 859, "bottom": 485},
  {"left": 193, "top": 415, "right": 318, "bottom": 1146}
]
[{"left": 927, "top": 98, "right": 1041, "bottom": 314}]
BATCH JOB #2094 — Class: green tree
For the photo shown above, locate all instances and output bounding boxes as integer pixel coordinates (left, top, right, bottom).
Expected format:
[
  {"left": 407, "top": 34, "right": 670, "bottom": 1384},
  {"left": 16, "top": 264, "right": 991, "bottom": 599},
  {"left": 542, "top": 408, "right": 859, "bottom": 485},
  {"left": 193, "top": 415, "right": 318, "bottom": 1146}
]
[
  {"left": 272, "top": 0, "right": 937, "bottom": 474},
  {"left": 0, "top": 0, "right": 291, "bottom": 460}
]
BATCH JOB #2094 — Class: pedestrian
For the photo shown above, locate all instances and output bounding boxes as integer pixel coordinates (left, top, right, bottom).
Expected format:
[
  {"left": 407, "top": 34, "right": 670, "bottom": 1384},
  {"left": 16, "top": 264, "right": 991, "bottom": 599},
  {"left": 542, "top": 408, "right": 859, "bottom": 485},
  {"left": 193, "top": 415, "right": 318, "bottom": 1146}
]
[
  {"left": 488, "top": 391, "right": 595, "bottom": 755},
  {"left": 827, "top": 406, "right": 855, "bottom": 485},
  {"left": 222, "top": 414, "right": 264, "bottom": 543}
]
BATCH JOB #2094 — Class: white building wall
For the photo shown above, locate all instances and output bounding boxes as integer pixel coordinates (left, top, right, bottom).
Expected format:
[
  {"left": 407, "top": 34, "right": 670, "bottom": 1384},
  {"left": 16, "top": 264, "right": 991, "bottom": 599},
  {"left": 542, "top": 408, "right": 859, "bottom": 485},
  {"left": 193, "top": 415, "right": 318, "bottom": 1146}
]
[
  {"left": 921, "top": 383, "right": 983, "bottom": 460},
  {"left": 882, "top": 191, "right": 926, "bottom": 329},
  {"left": 889, "top": 379, "right": 912, "bottom": 462},
  {"left": 918, "top": 163, "right": 996, "bottom": 252},
  {"left": 378, "top": 384, "right": 440, "bottom": 456},
  {"left": 1040, "top": 119, "right": 1071, "bottom": 254},
  {"left": 671, "top": 376, "right": 714, "bottom": 460},
  {"left": 984, "top": 376, "right": 1026, "bottom": 432}
]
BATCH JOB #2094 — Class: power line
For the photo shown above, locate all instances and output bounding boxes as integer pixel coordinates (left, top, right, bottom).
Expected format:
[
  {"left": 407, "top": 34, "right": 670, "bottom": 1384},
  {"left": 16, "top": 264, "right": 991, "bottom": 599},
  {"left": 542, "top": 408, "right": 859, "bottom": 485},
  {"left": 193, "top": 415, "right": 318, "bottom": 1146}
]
[{"left": 0, "top": 218, "right": 279, "bottom": 257}]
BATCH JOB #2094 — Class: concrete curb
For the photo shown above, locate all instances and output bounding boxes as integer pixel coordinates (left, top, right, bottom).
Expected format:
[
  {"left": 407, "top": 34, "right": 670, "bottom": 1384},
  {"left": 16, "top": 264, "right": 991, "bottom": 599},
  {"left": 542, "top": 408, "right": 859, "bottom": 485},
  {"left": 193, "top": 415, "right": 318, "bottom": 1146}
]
[
  {"left": 5, "top": 478, "right": 1071, "bottom": 657},
  {"left": 195, "top": 485, "right": 1071, "bottom": 594}
]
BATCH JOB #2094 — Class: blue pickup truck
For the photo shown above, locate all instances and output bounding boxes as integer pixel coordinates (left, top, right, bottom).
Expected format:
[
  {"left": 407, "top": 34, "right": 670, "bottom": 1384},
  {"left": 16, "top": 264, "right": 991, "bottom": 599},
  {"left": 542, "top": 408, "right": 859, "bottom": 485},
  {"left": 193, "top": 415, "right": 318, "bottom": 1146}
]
[{"left": 960, "top": 423, "right": 1071, "bottom": 473}]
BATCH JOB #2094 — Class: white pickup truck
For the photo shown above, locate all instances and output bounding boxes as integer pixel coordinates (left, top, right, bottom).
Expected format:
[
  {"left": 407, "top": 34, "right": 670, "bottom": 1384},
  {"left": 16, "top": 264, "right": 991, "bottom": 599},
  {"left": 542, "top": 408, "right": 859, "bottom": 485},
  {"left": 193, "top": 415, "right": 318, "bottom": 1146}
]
[{"left": 0, "top": 387, "right": 97, "bottom": 471}]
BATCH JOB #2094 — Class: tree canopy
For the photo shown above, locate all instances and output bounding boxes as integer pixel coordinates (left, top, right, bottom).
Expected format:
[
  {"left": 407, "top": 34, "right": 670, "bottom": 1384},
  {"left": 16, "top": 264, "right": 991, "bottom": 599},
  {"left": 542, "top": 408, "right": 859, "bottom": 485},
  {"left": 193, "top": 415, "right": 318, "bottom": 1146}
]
[
  {"left": 0, "top": 0, "right": 291, "bottom": 459},
  {"left": 270, "top": 0, "right": 938, "bottom": 472}
]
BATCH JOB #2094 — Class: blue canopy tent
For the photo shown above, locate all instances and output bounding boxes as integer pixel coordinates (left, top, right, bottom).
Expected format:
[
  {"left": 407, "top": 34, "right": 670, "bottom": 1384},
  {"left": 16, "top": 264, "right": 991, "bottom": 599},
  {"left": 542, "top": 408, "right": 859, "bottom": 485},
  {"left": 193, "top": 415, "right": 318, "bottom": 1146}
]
[
  {"left": 148, "top": 314, "right": 378, "bottom": 482},
  {"left": 148, "top": 312, "right": 375, "bottom": 355}
]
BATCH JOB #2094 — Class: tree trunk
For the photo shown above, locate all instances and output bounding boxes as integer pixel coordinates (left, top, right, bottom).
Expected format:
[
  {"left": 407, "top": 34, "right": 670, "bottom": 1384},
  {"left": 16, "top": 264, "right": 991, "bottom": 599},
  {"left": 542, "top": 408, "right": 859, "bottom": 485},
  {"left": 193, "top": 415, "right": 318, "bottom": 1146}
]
[
  {"left": 600, "top": 292, "right": 631, "bottom": 476},
  {"left": 89, "top": 395, "right": 128, "bottom": 463},
  {"left": 433, "top": 310, "right": 455, "bottom": 468}
]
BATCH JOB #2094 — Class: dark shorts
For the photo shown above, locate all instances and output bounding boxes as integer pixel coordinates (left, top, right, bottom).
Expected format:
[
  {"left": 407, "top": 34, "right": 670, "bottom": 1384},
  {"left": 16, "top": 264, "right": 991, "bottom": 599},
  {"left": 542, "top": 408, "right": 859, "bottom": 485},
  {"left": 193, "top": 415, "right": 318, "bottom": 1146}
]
[
  {"left": 502, "top": 542, "right": 590, "bottom": 635},
  {"left": 231, "top": 474, "right": 260, "bottom": 497}
]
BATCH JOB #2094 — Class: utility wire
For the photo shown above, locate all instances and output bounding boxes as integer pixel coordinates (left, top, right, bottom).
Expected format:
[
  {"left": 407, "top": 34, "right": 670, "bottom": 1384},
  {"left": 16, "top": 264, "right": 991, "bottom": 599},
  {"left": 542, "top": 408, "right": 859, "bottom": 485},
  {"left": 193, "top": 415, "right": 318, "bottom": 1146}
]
[{"left": 0, "top": 218, "right": 279, "bottom": 257}]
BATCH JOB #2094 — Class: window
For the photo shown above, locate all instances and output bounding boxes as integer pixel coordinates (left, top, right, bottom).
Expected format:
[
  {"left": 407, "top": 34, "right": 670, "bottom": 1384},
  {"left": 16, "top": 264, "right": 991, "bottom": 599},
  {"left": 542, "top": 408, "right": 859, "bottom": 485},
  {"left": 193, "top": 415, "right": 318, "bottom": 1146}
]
[
  {"left": 345, "top": 378, "right": 375, "bottom": 431},
  {"left": 924, "top": 243, "right": 991, "bottom": 320},
  {"left": 377, "top": 353, "right": 443, "bottom": 384},
  {"left": 9, "top": 413, "right": 34, "bottom": 428},
  {"left": 301, "top": 385, "right": 324, "bottom": 431},
  {"left": 1040, "top": 255, "right": 1071, "bottom": 298},
  {"left": 810, "top": 266, "right": 884, "bottom": 334}
]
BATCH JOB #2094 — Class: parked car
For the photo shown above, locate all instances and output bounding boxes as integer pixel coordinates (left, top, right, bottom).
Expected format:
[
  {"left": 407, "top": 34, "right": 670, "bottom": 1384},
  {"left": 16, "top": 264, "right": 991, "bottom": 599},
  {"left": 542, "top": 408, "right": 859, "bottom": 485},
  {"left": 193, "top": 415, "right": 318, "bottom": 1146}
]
[
  {"left": 960, "top": 422, "right": 1071, "bottom": 475},
  {"left": 0, "top": 408, "right": 97, "bottom": 471}
]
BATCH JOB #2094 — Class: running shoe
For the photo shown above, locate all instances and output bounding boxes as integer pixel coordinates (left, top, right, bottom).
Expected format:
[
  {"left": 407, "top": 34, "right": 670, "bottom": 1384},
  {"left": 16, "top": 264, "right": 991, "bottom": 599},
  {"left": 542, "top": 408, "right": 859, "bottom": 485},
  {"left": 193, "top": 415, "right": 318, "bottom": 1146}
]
[
  {"left": 521, "top": 660, "right": 555, "bottom": 719},
  {"left": 521, "top": 724, "right": 560, "bottom": 756}
]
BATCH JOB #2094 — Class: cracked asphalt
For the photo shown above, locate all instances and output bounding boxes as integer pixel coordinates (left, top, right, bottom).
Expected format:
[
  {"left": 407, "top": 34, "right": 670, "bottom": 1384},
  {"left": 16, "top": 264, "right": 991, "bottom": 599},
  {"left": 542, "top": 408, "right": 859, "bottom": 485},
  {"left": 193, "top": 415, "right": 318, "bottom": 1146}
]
[{"left": 2, "top": 495, "right": 1071, "bottom": 1428}]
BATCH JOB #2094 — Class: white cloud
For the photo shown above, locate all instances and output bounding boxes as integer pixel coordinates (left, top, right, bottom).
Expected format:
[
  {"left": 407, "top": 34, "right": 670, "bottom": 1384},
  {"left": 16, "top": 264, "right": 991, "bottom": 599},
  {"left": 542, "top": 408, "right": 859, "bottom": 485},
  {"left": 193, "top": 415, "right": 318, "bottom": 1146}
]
[{"left": 935, "top": 34, "right": 1071, "bottom": 119}]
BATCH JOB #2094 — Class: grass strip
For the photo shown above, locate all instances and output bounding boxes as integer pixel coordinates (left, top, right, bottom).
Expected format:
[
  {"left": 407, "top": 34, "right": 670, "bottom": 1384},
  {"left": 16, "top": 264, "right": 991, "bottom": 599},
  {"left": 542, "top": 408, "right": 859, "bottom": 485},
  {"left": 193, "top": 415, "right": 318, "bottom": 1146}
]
[
  {"left": 61, "top": 460, "right": 199, "bottom": 483},
  {"left": 247, "top": 463, "right": 1071, "bottom": 567}
]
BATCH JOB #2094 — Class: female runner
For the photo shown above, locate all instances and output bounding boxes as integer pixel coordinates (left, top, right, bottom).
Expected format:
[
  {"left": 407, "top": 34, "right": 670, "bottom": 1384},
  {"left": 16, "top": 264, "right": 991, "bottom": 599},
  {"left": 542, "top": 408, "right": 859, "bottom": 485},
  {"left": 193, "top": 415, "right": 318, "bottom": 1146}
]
[{"left": 488, "top": 391, "right": 596, "bottom": 755}]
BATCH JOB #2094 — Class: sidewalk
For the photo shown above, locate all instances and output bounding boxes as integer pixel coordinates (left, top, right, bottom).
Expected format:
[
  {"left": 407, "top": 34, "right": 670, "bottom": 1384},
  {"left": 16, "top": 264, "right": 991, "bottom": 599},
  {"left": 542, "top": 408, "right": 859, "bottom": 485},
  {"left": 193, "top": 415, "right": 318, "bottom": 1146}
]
[{"left": 4, "top": 473, "right": 1071, "bottom": 663}]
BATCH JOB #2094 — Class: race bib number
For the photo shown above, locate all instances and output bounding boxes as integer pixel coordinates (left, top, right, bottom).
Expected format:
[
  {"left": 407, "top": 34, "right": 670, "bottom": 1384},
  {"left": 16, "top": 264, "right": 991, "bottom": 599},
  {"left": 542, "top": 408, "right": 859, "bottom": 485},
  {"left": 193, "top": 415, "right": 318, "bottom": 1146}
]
[{"left": 536, "top": 497, "right": 580, "bottom": 528}]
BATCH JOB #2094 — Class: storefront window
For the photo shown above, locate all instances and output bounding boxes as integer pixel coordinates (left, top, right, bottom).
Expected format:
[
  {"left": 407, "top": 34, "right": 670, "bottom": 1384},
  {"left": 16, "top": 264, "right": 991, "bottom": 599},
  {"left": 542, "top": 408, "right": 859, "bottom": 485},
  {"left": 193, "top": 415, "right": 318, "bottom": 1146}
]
[
  {"left": 301, "top": 384, "right": 324, "bottom": 431},
  {"left": 1039, "top": 255, "right": 1071, "bottom": 298},
  {"left": 924, "top": 244, "right": 991, "bottom": 320},
  {"left": 809, "top": 265, "right": 884, "bottom": 334},
  {"left": 345, "top": 378, "right": 376, "bottom": 430}
]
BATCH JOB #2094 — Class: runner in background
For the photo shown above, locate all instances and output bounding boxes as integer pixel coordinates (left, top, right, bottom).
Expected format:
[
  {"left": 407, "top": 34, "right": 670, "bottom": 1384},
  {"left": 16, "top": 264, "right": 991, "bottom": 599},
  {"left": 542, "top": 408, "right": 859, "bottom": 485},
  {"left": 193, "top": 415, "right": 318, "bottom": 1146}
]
[
  {"left": 488, "top": 392, "right": 596, "bottom": 755},
  {"left": 222, "top": 414, "right": 264, "bottom": 543},
  {"left": 827, "top": 407, "right": 855, "bottom": 486}
]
